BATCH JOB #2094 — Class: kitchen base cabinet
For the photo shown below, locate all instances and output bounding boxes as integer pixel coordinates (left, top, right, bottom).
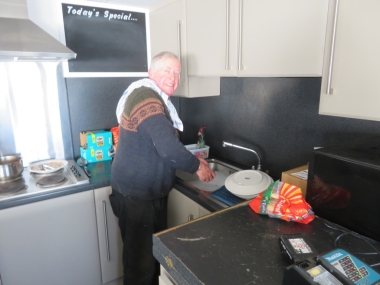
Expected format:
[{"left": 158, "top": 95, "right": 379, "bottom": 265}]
[
  {"left": 0, "top": 191, "right": 101, "bottom": 285},
  {"left": 94, "top": 186, "right": 123, "bottom": 285},
  {"left": 159, "top": 266, "right": 177, "bottom": 285},
  {"left": 159, "top": 275, "right": 175, "bottom": 285},
  {"left": 167, "top": 188, "right": 211, "bottom": 228}
]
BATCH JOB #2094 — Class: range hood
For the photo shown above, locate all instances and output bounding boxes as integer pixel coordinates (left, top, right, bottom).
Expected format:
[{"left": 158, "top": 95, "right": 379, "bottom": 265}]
[{"left": 0, "top": 17, "right": 76, "bottom": 62}]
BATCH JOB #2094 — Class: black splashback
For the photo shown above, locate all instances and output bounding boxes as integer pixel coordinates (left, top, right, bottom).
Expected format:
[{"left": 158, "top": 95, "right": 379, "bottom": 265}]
[
  {"left": 178, "top": 77, "right": 380, "bottom": 179},
  {"left": 64, "top": 76, "right": 380, "bottom": 179},
  {"left": 65, "top": 77, "right": 143, "bottom": 159}
]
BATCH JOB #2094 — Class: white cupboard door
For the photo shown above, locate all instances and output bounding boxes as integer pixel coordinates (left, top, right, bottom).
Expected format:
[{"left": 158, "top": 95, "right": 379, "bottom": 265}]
[
  {"left": 150, "top": 0, "right": 188, "bottom": 96},
  {"left": 319, "top": 0, "right": 380, "bottom": 121},
  {"left": 159, "top": 266, "right": 177, "bottom": 285},
  {"left": 186, "top": 0, "right": 239, "bottom": 76},
  {"left": 186, "top": 0, "right": 328, "bottom": 77},
  {"left": 94, "top": 186, "right": 123, "bottom": 284},
  {"left": 150, "top": 0, "right": 220, "bottom": 98},
  {"left": 199, "top": 204, "right": 212, "bottom": 218},
  {"left": 0, "top": 191, "right": 101, "bottom": 285},
  {"left": 167, "top": 189, "right": 198, "bottom": 227},
  {"left": 167, "top": 189, "right": 211, "bottom": 228},
  {"left": 159, "top": 275, "right": 176, "bottom": 285},
  {"left": 239, "top": 0, "right": 328, "bottom": 77}
]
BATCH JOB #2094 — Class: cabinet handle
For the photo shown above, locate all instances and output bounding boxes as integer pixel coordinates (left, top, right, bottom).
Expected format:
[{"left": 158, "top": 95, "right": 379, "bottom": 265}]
[
  {"left": 177, "top": 20, "right": 183, "bottom": 84},
  {"left": 102, "top": 200, "right": 111, "bottom": 261},
  {"left": 238, "top": 0, "right": 243, "bottom": 71},
  {"left": 326, "top": 0, "right": 340, "bottom": 95},
  {"left": 177, "top": 20, "right": 182, "bottom": 65},
  {"left": 225, "top": 0, "right": 230, "bottom": 70}
]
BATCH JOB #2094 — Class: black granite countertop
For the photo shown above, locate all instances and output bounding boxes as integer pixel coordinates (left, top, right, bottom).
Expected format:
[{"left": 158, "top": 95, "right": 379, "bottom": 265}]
[
  {"left": 153, "top": 202, "right": 380, "bottom": 285},
  {"left": 0, "top": 158, "right": 230, "bottom": 212}
]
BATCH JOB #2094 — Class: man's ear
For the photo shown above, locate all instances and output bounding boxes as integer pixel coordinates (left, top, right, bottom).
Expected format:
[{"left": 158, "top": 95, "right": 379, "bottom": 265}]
[{"left": 148, "top": 68, "right": 153, "bottom": 78}]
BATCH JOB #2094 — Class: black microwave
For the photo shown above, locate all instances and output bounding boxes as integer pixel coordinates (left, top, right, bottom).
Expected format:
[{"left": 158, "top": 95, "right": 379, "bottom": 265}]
[{"left": 306, "top": 136, "right": 380, "bottom": 243}]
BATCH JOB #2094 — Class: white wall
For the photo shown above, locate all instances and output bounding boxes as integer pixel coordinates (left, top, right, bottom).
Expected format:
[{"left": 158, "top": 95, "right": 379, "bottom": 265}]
[
  {"left": 27, "top": 0, "right": 63, "bottom": 40},
  {"left": 0, "top": 0, "right": 28, "bottom": 18}
]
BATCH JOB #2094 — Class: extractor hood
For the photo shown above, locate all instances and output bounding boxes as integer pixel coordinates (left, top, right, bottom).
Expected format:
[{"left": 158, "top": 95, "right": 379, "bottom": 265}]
[{"left": 0, "top": 17, "right": 76, "bottom": 62}]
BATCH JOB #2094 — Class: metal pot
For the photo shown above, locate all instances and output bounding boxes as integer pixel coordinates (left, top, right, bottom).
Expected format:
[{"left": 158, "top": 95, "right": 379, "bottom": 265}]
[{"left": 0, "top": 155, "right": 23, "bottom": 181}]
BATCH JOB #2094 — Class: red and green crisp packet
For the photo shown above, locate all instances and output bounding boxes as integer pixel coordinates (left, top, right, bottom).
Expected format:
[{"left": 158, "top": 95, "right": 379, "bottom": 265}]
[{"left": 249, "top": 180, "right": 315, "bottom": 224}]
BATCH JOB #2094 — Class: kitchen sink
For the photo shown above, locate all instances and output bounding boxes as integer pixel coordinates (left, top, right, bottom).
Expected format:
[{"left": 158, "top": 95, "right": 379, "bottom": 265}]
[{"left": 176, "top": 158, "right": 243, "bottom": 192}]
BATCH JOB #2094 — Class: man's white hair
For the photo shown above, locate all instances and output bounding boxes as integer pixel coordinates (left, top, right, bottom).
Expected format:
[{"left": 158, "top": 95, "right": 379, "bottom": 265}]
[{"left": 150, "top": 51, "right": 180, "bottom": 72}]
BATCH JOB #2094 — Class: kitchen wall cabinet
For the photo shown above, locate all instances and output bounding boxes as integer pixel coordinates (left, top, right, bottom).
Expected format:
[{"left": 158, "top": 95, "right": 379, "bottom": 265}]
[
  {"left": 94, "top": 186, "right": 123, "bottom": 285},
  {"left": 149, "top": 0, "right": 220, "bottom": 98},
  {"left": 185, "top": 0, "right": 329, "bottom": 77},
  {"left": 0, "top": 191, "right": 101, "bottom": 285},
  {"left": 167, "top": 188, "right": 210, "bottom": 228},
  {"left": 151, "top": 0, "right": 328, "bottom": 79},
  {"left": 319, "top": 0, "right": 380, "bottom": 121}
]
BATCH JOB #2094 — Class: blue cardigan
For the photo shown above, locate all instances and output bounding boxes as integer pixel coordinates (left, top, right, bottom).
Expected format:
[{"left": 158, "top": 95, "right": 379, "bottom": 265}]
[{"left": 111, "top": 87, "right": 200, "bottom": 200}]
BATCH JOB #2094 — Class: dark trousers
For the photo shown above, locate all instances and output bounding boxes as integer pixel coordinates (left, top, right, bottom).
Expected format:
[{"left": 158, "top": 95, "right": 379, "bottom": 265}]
[{"left": 109, "top": 189, "right": 168, "bottom": 285}]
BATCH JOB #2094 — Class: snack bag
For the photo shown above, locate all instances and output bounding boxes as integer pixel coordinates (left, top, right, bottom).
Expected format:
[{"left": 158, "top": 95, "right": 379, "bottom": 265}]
[
  {"left": 110, "top": 126, "right": 119, "bottom": 147},
  {"left": 249, "top": 180, "right": 315, "bottom": 224}
]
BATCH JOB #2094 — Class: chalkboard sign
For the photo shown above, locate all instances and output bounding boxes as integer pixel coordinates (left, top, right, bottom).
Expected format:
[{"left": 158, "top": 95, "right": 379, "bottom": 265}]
[{"left": 60, "top": 2, "right": 149, "bottom": 77}]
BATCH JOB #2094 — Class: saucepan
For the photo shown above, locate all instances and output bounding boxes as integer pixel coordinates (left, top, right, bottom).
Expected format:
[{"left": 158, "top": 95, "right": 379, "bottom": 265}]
[{"left": 0, "top": 155, "right": 23, "bottom": 181}]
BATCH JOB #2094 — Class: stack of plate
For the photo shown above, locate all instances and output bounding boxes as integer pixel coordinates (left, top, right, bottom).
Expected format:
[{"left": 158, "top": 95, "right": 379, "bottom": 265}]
[
  {"left": 28, "top": 159, "right": 68, "bottom": 173},
  {"left": 225, "top": 170, "right": 273, "bottom": 200}
]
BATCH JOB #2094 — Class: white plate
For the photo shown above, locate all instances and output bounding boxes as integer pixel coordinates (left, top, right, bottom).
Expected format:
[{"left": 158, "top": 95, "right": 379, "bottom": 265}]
[
  {"left": 233, "top": 192, "right": 260, "bottom": 200},
  {"left": 225, "top": 170, "right": 273, "bottom": 198},
  {"left": 28, "top": 159, "right": 68, "bottom": 174}
]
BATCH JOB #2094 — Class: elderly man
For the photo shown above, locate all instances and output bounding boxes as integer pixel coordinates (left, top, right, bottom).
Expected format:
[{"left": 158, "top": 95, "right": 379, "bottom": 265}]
[{"left": 110, "top": 51, "right": 215, "bottom": 285}]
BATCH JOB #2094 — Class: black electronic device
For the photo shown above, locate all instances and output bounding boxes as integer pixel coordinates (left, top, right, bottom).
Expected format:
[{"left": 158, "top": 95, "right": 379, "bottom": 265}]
[
  {"left": 282, "top": 248, "right": 380, "bottom": 285},
  {"left": 279, "top": 233, "right": 319, "bottom": 264},
  {"left": 282, "top": 255, "right": 354, "bottom": 285},
  {"left": 322, "top": 249, "right": 380, "bottom": 285},
  {"left": 306, "top": 136, "right": 380, "bottom": 243}
]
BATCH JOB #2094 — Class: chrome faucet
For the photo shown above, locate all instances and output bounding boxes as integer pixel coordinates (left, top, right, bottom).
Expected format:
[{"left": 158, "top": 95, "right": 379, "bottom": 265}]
[{"left": 222, "top": 141, "right": 262, "bottom": 171}]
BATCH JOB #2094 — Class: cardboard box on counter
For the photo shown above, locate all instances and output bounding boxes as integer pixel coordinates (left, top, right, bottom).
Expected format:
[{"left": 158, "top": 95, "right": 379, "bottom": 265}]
[
  {"left": 80, "top": 130, "right": 112, "bottom": 149},
  {"left": 80, "top": 146, "right": 112, "bottom": 163},
  {"left": 281, "top": 165, "right": 308, "bottom": 197}
]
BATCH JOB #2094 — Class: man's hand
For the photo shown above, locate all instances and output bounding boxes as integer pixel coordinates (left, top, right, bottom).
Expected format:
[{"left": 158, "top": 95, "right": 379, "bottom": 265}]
[{"left": 196, "top": 158, "right": 216, "bottom": 182}]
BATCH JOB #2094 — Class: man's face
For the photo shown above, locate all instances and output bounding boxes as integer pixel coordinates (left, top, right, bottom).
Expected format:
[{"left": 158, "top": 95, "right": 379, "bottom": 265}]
[{"left": 149, "top": 57, "right": 181, "bottom": 96}]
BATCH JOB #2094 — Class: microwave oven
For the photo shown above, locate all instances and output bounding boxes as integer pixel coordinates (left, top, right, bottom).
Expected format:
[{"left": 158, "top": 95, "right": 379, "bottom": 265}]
[{"left": 306, "top": 136, "right": 380, "bottom": 243}]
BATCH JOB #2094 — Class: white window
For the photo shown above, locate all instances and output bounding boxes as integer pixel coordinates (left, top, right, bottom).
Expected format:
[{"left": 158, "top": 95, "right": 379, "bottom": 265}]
[{"left": 0, "top": 62, "right": 65, "bottom": 165}]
